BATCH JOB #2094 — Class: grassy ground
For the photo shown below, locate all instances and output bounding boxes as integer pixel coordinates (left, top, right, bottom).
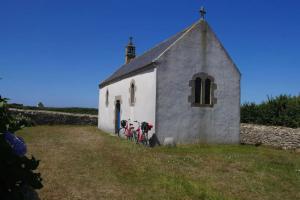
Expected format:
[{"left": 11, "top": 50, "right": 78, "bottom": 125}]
[{"left": 17, "top": 126, "right": 300, "bottom": 200}]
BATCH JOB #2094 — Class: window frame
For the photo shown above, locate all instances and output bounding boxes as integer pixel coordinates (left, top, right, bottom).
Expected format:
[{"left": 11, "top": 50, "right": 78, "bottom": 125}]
[
  {"left": 188, "top": 72, "right": 217, "bottom": 107},
  {"left": 129, "top": 80, "right": 136, "bottom": 106}
]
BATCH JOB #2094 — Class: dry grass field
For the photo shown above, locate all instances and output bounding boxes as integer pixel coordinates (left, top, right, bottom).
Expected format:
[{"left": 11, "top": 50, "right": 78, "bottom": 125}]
[{"left": 17, "top": 126, "right": 300, "bottom": 200}]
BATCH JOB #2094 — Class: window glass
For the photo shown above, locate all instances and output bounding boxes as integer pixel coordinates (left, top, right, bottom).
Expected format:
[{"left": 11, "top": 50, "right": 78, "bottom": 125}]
[
  {"left": 105, "top": 90, "right": 109, "bottom": 106},
  {"left": 205, "top": 79, "right": 211, "bottom": 104},
  {"left": 195, "top": 78, "right": 202, "bottom": 104},
  {"left": 130, "top": 83, "right": 135, "bottom": 105}
]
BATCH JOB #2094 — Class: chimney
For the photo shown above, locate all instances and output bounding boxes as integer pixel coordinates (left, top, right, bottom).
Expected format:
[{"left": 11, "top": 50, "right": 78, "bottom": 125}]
[{"left": 125, "top": 37, "right": 136, "bottom": 64}]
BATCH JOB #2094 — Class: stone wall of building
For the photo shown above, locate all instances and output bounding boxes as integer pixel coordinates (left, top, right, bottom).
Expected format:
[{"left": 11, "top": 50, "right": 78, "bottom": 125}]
[
  {"left": 156, "top": 20, "right": 240, "bottom": 144},
  {"left": 10, "top": 109, "right": 98, "bottom": 126},
  {"left": 240, "top": 123, "right": 300, "bottom": 150}
]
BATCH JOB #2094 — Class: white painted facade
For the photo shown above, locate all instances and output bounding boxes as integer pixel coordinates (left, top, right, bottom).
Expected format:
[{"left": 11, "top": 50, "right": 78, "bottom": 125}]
[
  {"left": 98, "top": 19, "right": 241, "bottom": 144},
  {"left": 98, "top": 68, "right": 157, "bottom": 135}
]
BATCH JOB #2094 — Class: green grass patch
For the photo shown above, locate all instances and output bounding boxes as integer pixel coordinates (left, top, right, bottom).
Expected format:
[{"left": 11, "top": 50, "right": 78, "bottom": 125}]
[{"left": 17, "top": 126, "right": 300, "bottom": 200}]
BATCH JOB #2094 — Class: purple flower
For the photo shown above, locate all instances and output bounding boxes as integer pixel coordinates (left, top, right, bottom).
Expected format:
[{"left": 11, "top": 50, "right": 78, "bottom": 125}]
[{"left": 4, "top": 132, "right": 27, "bottom": 156}]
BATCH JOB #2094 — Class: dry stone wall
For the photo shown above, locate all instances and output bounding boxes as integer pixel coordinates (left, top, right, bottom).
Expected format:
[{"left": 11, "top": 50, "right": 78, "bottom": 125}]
[
  {"left": 8, "top": 109, "right": 300, "bottom": 150},
  {"left": 10, "top": 109, "right": 97, "bottom": 126},
  {"left": 241, "top": 123, "right": 300, "bottom": 150}
]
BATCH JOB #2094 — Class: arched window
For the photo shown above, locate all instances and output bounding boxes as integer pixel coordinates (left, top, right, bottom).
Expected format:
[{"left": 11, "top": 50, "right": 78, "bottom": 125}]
[
  {"left": 195, "top": 78, "right": 202, "bottom": 104},
  {"left": 129, "top": 80, "right": 136, "bottom": 106},
  {"left": 105, "top": 89, "right": 109, "bottom": 107},
  {"left": 189, "top": 73, "right": 216, "bottom": 107},
  {"left": 204, "top": 78, "right": 211, "bottom": 105},
  {"left": 130, "top": 83, "right": 135, "bottom": 104}
]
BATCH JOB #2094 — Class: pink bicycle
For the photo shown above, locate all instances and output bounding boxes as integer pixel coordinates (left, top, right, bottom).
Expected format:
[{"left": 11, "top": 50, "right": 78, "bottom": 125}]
[
  {"left": 133, "top": 120, "right": 153, "bottom": 146},
  {"left": 118, "top": 119, "right": 135, "bottom": 140}
]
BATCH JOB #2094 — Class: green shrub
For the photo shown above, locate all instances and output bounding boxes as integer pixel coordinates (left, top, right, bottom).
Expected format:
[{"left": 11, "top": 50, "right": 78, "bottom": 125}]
[
  {"left": 1, "top": 99, "right": 33, "bottom": 133},
  {"left": 241, "top": 94, "right": 300, "bottom": 128},
  {"left": 0, "top": 96, "right": 43, "bottom": 200}
]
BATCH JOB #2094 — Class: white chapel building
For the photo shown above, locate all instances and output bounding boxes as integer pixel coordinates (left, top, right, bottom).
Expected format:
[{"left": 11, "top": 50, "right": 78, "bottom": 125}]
[{"left": 98, "top": 8, "right": 241, "bottom": 144}]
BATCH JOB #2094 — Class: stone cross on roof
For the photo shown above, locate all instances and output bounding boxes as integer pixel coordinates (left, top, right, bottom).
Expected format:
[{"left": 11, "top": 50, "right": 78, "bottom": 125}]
[
  {"left": 129, "top": 36, "right": 133, "bottom": 45},
  {"left": 200, "top": 6, "right": 206, "bottom": 19}
]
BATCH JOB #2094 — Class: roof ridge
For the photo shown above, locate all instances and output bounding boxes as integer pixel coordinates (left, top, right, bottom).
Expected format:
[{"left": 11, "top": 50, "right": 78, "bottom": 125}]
[
  {"left": 99, "top": 20, "right": 201, "bottom": 88},
  {"left": 116, "top": 24, "right": 193, "bottom": 69},
  {"left": 153, "top": 20, "right": 201, "bottom": 62},
  {"left": 137, "top": 25, "right": 193, "bottom": 61}
]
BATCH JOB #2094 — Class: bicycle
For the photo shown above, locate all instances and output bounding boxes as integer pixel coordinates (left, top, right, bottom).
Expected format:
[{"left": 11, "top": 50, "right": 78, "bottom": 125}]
[
  {"left": 133, "top": 121, "right": 143, "bottom": 144},
  {"left": 118, "top": 119, "right": 135, "bottom": 140},
  {"left": 133, "top": 120, "right": 153, "bottom": 146}
]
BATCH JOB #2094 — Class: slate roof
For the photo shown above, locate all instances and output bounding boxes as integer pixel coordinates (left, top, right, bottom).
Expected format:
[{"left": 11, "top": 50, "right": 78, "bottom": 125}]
[{"left": 99, "top": 27, "right": 191, "bottom": 88}]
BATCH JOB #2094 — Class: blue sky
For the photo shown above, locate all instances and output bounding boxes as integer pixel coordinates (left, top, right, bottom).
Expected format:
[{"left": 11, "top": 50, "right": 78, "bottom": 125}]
[{"left": 0, "top": 0, "right": 299, "bottom": 108}]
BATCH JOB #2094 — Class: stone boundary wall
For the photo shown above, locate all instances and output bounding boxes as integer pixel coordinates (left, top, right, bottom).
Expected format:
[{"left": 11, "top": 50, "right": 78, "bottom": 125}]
[
  {"left": 10, "top": 109, "right": 98, "bottom": 126},
  {"left": 241, "top": 123, "right": 300, "bottom": 150},
  {"left": 7, "top": 109, "right": 300, "bottom": 149}
]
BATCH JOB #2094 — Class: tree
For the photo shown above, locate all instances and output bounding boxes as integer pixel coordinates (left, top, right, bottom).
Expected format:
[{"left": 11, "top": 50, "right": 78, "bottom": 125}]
[{"left": 37, "top": 102, "right": 44, "bottom": 108}]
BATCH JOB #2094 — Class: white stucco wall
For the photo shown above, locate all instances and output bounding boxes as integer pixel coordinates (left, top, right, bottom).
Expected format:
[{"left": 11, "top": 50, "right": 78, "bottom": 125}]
[{"left": 98, "top": 68, "right": 156, "bottom": 136}]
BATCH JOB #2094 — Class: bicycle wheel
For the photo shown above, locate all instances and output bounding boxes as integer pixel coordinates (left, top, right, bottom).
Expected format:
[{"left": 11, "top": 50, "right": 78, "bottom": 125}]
[
  {"left": 133, "top": 131, "right": 138, "bottom": 143},
  {"left": 118, "top": 128, "right": 126, "bottom": 137},
  {"left": 142, "top": 134, "right": 148, "bottom": 146},
  {"left": 145, "top": 133, "right": 149, "bottom": 146}
]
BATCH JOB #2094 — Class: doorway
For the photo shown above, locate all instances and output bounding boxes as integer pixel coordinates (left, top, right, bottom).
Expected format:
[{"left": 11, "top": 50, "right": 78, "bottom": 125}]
[{"left": 115, "top": 100, "right": 121, "bottom": 134}]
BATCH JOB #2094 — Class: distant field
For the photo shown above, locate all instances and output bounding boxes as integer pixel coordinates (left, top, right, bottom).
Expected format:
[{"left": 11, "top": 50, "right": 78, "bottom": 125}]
[
  {"left": 17, "top": 126, "right": 300, "bottom": 200},
  {"left": 9, "top": 104, "right": 98, "bottom": 115}
]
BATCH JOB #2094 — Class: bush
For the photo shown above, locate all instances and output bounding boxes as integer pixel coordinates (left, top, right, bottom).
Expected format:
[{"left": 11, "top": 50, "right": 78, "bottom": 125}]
[
  {"left": 241, "top": 94, "right": 300, "bottom": 128},
  {"left": 0, "top": 96, "right": 43, "bottom": 200},
  {"left": 1, "top": 99, "right": 33, "bottom": 133},
  {"left": 37, "top": 102, "right": 44, "bottom": 108}
]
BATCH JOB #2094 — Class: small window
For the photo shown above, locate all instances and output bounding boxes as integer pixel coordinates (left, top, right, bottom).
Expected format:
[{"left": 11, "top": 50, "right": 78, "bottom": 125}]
[
  {"left": 189, "top": 73, "right": 216, "bottom": 107},
  {"left": 195, "top": 78, "right": 202, "bottom": 104},
  {"left": 129, "top": 80, "right": 136, "bottom": 106},
  {"left": 105, "top": 89, "right": 109, "bottom": 107},
  {"left": 130, "top": 83, "right": 135, "bottom": 104}
]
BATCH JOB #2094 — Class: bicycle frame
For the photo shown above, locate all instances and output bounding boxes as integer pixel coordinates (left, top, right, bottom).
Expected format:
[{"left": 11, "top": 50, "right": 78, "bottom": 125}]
[
  {"left": 123, "top": 119, "right": 134, "bottom": 140},
  {"left": 134, "top": 120, "right": 148, "bottom": 145}
]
